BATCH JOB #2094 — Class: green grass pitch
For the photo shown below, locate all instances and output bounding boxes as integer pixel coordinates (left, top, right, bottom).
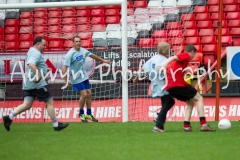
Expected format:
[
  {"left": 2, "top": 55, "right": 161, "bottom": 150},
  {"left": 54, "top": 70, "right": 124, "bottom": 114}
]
[{"left": 0, "top": 121, "right": 239, "bottom": 160}]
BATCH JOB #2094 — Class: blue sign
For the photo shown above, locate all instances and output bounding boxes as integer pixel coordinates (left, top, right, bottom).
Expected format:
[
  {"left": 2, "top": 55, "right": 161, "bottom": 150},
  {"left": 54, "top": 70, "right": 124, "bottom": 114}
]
[{"left": 231, "top": 52, "right": 240, "bottom": 77}]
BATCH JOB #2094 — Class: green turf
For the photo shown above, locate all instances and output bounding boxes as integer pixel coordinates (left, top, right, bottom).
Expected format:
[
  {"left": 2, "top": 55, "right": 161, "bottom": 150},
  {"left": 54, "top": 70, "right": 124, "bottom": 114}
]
[{"left": 0, "top": 121, "right": 239, "bottom": 160}]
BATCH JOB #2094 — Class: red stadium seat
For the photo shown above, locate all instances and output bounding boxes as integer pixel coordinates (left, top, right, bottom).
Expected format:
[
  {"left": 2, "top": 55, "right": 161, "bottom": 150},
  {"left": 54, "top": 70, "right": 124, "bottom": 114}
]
[
  {"left": 133, "top": 1, "right": 147, "bottom": 8},
  {"left": 196, "top": 21, "right": 212, "bottom": 29},
  {"left": 34, "top": 33, "right": 48, "bottom": 40},
  {"left": 0, "top": 27, "right": 4, "bottom": 35},
  {"left": 48, "top": 40, "right": 63, "bottom": 50},
  {"left": 183, "top": 29, "right": 198, "bottom": 37},
  {"left": 105, "top": 9, "right": 120, "bottom": 16},
  {"left": 34, "top": 18, "right": 47, "bottom": 26},
  {"left": 89, "top": 6, "right": 104, "bottom": 9},
  {"left": 203, "top": 44, "right": 217, "bottom": 55},
  {"left": 77, "top": 24, "right": 91, "bottom": 32},
  {"left": 76, "top": 9, "right": 90, "bottom": 17},
  {"left": 208, "top": 6, "right": 219, "bottom": 13},
  {"left": 0, "top": 41, "right": 4, "bottom": 51},
  {"left": 48, "top": 26, "right": 61, "bottom": 33},
  {"left": 5, "top": 42, "right": 19, "bottom": 51},
  {"left": 90, "top": 9, "right": 104, "bottom": 17},
  {"left": 193, "top": 6, "right": 208, "bottom": 13},
  {"left": 5, "top": 19, "right": 19, "bottom": 26},
  {"left": 81, "top": 39, "right": 93, "bottom": 49},
  {"left": 207, "top": 0, "right": 218, "bottom": 5},
  {"left": 48, "top": 33, "right": 62, "bottom": 41},
  {"left": 48, "top": 11, "right": 61, "bottom": 18},
  {"left": 34, "top": 8, "right": 47, "bottom": 11},
  {"left": 189, "top": 52, "right": 203, "bottom": 66},
  {"left": 19, "top": 41, "right": 33, "bottom": 50},
  {"left": 62, "top": 33, "right": 76, "bottom": 40},
  {"left": 230, "top": 28, "right": 240, "bottom": 36},
  {"left": 105, "top": 5, "right": 120, "bottom": 9},
  {"left": 63, "top": 40, "right": 74, "bottom": 50},
  {"left": 91, "top": 25, "right": 106, "bottom": 32},
  {"left": 76, "top": 17, "right": 90, "bottom": 25},
  {"left": 127, "top": 1, "right": 133, "bottom": 8},
  {"left": 62, "top": 7, "right": 75, "bottom": 11},
  {"left": 19, "top": 19, "right": 33, "bottom": 26},
  {"left": 203, "top": 54, "right": 215, "bottom": 66},
  {"left": 232, "top": 38, "right": 240, "bottom": 46},
  {"left": 199, "top": 29, "right": 214, "bottom": 37},
  {"left": 166, "top": 22, "right": 182, "bottom": 29},
  {"left": 19, "top": 34, "right": 33, "bottom": 41},
  {"left": 152, "top": 30, "right": 167, "bottom": 38},
  {"left": 48, "top": 18, "right": 61, "bottom": 26},
  {"left": 226, "top": 12, "right": 240, "bottom": 20},
  {"left": 20, "top": 12, "right": 33, "bottom": 19},
  {"left": 62, "top": 10, "right": 76, "bottom": 18},
  {"left": 185, "top": 37, "right": 200, "bottom": 44},
  {"left": 33, "top": 26, "right": 47, "bottom": 34},
  {"left": 210, "top": 13, "right": 226, "bottom": 20},
  {"left": 154, "top": 38, "right": 168, "bottom": 46},
  {"left": 227, "top": 20, "right": 240, "bottom": 28},
  {"left": 182, "top": 21, "right": 196, "bottom": 29},
  {"left": 62, "top": 25, "right": 76, "bottom": 33},
  {"left": 19, "top": 26, "right": 33, "bottom": 34},
  {"left": 168, "top": 30, "right": 182, "bottom": 37},
  {"left": 48, "top": 8, "right": 61, "bottom": 11},
  {"left": 214, "top": 28, "right": 230, "bottom": 36},
  {"left": 139, "top": 38, "right": 154, "bottom": 48},
  {"left": 77, "top": 32, "right": 92, "bottom": 40},
  {"left": 201, "top": 36, "right": 216, "bottom": 44},
  {"left": 91, "top": 17, "right": 105, "bottom": 24},
  {"left": 195, "top": 13, "right": 210, "bottom": 21},
  {"left": 224, "top": 5, "right": 239, "bottom": 12},
  {"left": 223, "top": 0, "right": 237, "bottom": 4},
  {"left": 238, "top": 0, "right": 240, "bottom": 3},
  {"left": 212, "top": 20, "right": 227, "bottom": 28},
  {"left": 76, "top": 6, "right": 89, "bottom": 10},
  {"left": 62, "top": 18, "right": 76, "bottom": 25},
  {"left": 105, "top": 16, "right": 120, "bottom": 24},
  {"left": 220, "top": 36, "right": 233, "bottom": 46},
  {"left": 0, "top": 35, "right": 3, "bottom": 41},
  {"left": 5, "top": 27, "right": 18, "bottom": 34},
  {"left": 180, "top": 14, "right": 195, "bottom": 21},
  {"left": 168, "top": 37, "right": 184, "bottom": 45},
  {"left": 5, "top": 34, "right": 18, "bottom": 42},
  {"left": 34, "top": 11, "right": 47, "bottom": 18}
]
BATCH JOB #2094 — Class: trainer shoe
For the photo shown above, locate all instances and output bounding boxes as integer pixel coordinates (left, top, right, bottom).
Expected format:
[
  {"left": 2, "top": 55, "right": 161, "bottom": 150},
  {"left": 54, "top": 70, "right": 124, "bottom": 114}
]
[
  {"left": 79, "top": 114, "right": 88, "bottom": 122},
  {"left": 3, "top": 115, "right": 12, "bottom": 131},
  {"left": 85, "top": 114, "right": 98, "bottom": 122},
  {"left": 153, "top": 112, "right": 159, "bottom": 122},
  {"left": 152, "top": 126, "right": 164, "bottom": 132},
  {"left": 200, "top": 124, "right": 216, "bottom": 132},
  {"left": 183, "top": 127, "right": 193, "bottom": 132},
  {"left": 54, "top": 122, "right": 69, "bottom": 131}
]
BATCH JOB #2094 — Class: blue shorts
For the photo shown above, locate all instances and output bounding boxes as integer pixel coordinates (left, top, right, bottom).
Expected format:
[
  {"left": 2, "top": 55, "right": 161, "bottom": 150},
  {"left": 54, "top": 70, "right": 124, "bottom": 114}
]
[{"left": 72, "top": 79, "right": 91, "bottom": 91}]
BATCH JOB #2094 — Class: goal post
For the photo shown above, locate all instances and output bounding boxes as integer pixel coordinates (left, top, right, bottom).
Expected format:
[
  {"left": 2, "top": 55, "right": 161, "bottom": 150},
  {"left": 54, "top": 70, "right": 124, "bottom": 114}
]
[{"left": 0, "top": 0, "right": 129, "bottom": 122}]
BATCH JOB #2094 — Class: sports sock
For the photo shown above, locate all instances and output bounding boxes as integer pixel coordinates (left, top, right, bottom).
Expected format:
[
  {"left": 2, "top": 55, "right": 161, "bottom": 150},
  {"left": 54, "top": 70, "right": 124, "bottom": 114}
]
[
  {"left": 52, "top": 119, "right": 58, "bottom": 127},
  {"left": 9, "top": 112, "right": 16, "bottom": 120},
  {"left": 200, "top": 117, "right": 207, "bottom": 126},
  {"left": 87, "top": 109, "right": 92, "bottom": 115},
  {"left": 79, "top": 109, "right": 84, "bottom": 115},
  {"left": 184, "top": 121, "right": 190, "bottom": 128}
]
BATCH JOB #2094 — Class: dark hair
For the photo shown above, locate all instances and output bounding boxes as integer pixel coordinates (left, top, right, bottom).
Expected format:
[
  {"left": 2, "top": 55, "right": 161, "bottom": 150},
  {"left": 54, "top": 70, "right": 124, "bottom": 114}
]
[
  {"left": 184, "top": 44, "right": 197, "bottom": 52},
  {"left": 33, "top": 36, "right": 44, "bottom": 45},
  {"left": 72, "top": 36, "right": 81, "bottom": 42}
]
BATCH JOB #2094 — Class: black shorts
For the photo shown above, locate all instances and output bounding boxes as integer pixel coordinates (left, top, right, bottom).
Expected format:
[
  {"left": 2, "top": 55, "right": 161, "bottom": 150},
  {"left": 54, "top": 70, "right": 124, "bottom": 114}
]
[
  {"left": 23, "top": 86, "right": 52, "bottom": 102},
  {"left": 167, "top": 85, "right": 197, "bottom": 102}
]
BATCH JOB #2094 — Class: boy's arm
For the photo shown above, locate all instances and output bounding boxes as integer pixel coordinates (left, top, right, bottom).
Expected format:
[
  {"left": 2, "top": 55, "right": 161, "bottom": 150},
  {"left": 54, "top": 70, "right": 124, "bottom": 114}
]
[
  {"left": 90, "top": 53, "right": 111, "bottom": 64},
  {"left": 163, "top": 56, "right": 179, "bottom": 67},
  {"left": 133, "top": 68, "right": 144, "bottom": 83}
]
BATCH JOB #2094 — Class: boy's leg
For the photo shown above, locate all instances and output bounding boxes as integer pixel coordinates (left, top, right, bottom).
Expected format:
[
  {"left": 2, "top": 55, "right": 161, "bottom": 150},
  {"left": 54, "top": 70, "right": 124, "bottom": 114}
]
[
  {"left": 183, "top": 100, "right": 194, "bottom": 132},
  {"left": 45, "top": 98, "right": 69, "bottom": 131},
  {"left": 3, "top": 97, "right": 34, "bottom": 131},
  {"left": 79, "top": 90, "right": 88, "bottom": 122},
  {"left": 155, "top": 94, "right": 175, "bottom": 130},
  {"left": 191, "top": 92, "right": 216, "bottom": 131},
  {"left": 85, "top": 89, "right": 98, "bottom": 122}
]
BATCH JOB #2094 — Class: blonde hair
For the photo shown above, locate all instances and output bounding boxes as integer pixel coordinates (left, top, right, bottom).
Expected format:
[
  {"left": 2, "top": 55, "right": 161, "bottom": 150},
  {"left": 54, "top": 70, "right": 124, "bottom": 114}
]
[{"left": 157, "top": 42, "right": 170, "bottom": 56}]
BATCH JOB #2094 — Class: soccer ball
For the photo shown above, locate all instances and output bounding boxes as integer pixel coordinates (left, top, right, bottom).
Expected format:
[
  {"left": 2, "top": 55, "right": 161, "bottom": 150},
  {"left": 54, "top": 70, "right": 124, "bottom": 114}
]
[{"left": 218, "top": 119, "right": 231, "bottom": 130}]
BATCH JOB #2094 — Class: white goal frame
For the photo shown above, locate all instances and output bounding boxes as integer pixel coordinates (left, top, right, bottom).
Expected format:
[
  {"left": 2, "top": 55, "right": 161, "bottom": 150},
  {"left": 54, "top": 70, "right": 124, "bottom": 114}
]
[{"left": 0, "top": 0, "right": 129, "bottom": 122}]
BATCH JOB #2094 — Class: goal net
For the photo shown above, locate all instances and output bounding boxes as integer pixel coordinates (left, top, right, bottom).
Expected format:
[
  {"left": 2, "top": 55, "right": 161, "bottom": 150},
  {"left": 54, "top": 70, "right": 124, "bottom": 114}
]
[{"left": 0, "top": 0, "right": 199, "bottom": 123}]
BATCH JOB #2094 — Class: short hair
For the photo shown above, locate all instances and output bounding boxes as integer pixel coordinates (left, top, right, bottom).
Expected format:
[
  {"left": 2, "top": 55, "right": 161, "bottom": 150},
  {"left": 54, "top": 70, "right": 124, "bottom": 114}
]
[
  {"left": 157, "top": 42, "right": 170, "bottom": 56},
  {"left": 184, "top": 44, "right": 197, "bottom": 53},
  {"left": 72, "top": 36, "right": 81, "bottom": 42},
  {"left": 33, "top": 36, "right": 44, "bottom": 45}
]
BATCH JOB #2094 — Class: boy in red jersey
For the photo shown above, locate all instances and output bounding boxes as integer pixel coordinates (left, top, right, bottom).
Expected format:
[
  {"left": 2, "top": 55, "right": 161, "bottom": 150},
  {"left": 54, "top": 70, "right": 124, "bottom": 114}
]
[{"left": 162, "top": 44, "right": 215, "bottom": 132}]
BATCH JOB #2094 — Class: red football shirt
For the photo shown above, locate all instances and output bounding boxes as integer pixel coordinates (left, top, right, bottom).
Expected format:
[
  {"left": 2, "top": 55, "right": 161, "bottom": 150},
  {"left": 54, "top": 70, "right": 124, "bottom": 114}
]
[{"left": 165, "top": 52, "right": 190, "bottom": 90}]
